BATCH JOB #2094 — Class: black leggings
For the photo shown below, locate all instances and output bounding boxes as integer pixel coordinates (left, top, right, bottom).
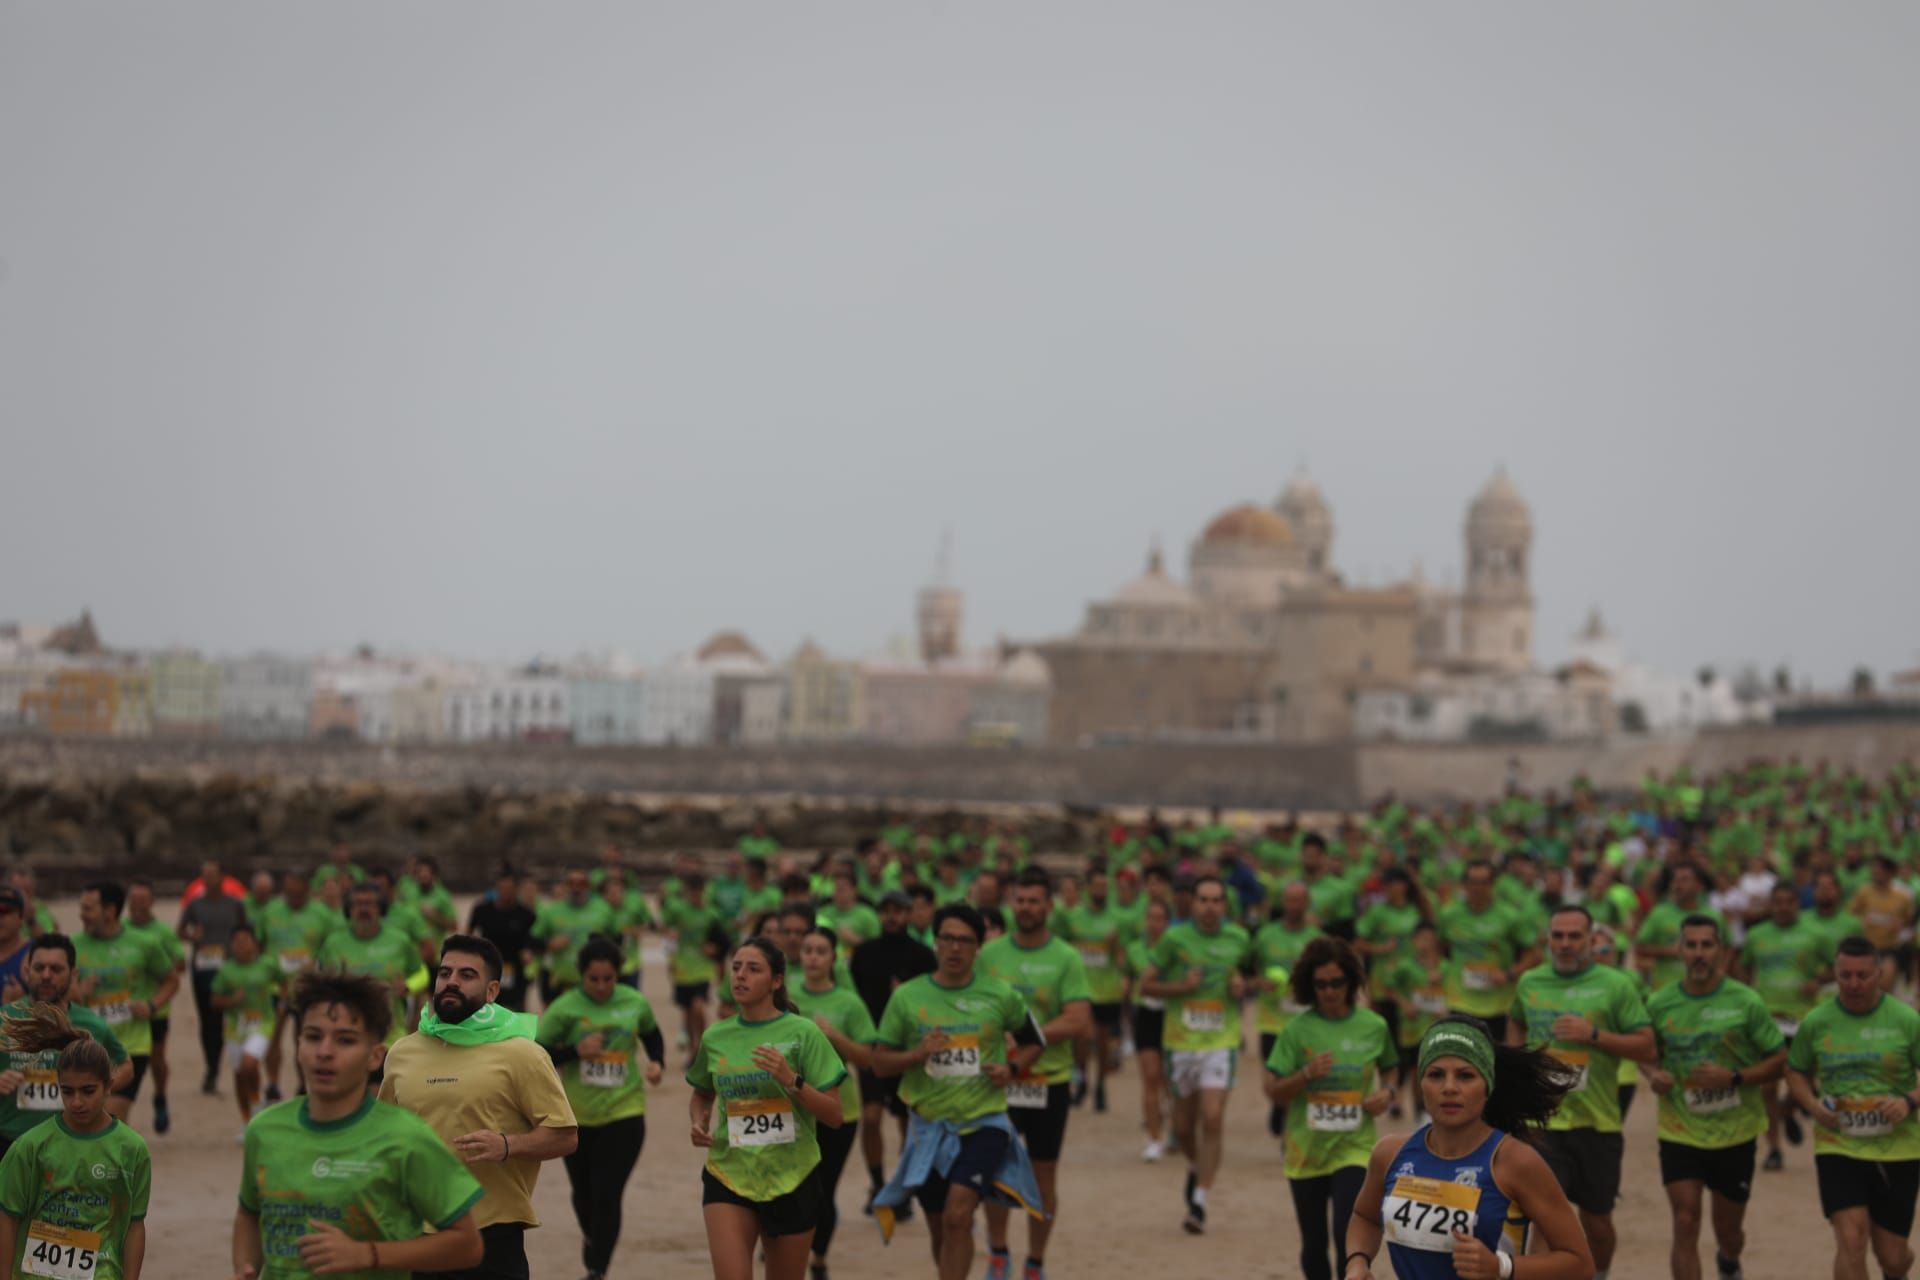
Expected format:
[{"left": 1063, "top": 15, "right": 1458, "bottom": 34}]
[
  {"left": 1289, "top": 1165, "right": 1367, "bottom": 1280},
  {"left": 813, "top": 1119, "right": 859, "bottom": 1256},
  {"left": 191, "top": 968, "right": 221, "bottom": 1085},
  {"left": 1259, "top": 1033, "right": 1287, "bottom": 1136},
  {"left": 562, "top": 1116, "right": 645, "bottom": 1274}
]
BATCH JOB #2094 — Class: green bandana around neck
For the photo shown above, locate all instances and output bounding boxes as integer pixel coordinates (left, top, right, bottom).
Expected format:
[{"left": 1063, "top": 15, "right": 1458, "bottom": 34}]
[
  {"left": 418, "top": 1001, "right": 536, "bottom": 1046},
  {"left": 1418, "top": 1020, "right": 1495, "bottom": 1090}
]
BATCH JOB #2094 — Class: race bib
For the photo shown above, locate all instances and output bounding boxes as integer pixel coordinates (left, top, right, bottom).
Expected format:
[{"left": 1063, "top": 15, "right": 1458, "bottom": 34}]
[
  {"left": 1549, "top": 1048, "right": 1590, "bottom": 1092},
  {"left": 278, "top": 948, "right": 310, "bottom": 976},
  {"left": 194, "top": 946, "right": 225, "bottom": 972},
  {"left": 1181, "top": 1000, "right": 1226, "bottom": 1034},
  {"left": 926, "top": 1034, "right": 981, "bottom": 1079},
  {"left": 727, "top": 1097, "right": 796, "bottom": 1147},
  {"left": 22, "top": 1223, "right": 100, "bottom": 1280},
  {"left": 1684, "top": 1084, "right": 1739, "bottom": 1115},
  {"left": 1076, "top": 943, "right": 1111, "bottom": 970},
  {"left": 1461, "top": 964, "right": 1503, "bottom": 993},
  {"left": 1773, "top": 1015, "right": 1800, "bottom": 1038},
  {"left": 1411, "top": 990, "right": 1449, "bottom": 1017},
  {"left": 1383, "top": 1176, "right": 1480, "bottom": 1253},
  {"left": 17, "top": 1069, "right": 59, "bottom": 1112},
  {"left": 582, "top": 1053, "right": 628, "bottom": 1088},
  {"left": 1306, "top": 1090, "right": 1364, "bottom": 1132},
  {"left": 1827, "top": 1096, "right": 1895, "bottom": 1138},
  {"left": 90, "top": 991, "right": 132, "bottom": 1027},
  {"left": 235, "top": 1015, "right": 266, "bottom": 1040},
  {"left": 1006, "top": 1077, "right": 1048, "bottom": 1109}
]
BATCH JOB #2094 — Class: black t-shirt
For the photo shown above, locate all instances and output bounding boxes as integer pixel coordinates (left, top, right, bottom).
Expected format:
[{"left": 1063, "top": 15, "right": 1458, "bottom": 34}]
[
  {"left": 467, "top": 898, "right": 537, "bottom": 978},
  {"left": 849, "top": 930, "right": 936, "bottom": 1022}
]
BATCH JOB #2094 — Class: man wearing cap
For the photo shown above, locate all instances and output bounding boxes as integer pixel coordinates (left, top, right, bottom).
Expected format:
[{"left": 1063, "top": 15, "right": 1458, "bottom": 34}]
[{"left": 850, "top": 888, "right": 936, "bottom": 1212}]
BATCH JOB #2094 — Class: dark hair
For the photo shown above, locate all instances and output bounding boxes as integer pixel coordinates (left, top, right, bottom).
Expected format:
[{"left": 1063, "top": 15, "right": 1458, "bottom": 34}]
[
  {"left": 1013, "top": 867, "right": 1053, "bottom": 895},
  {"left": 933, "top": 903, "right": 988, "bottom": 945},
  {"left": 1301, "top": 832, "right": 1328, "bottom": 853},
  {"left": 230, "top": 920, "right": 258, "bottom": 944},
  {"left": 416, "top": 855, "right": 439, "bottom": 875},
  {"left": 1836, "top": 934, "right": 1877, "bottom": 961},
  {"left": 1680, "top": 913, "right": 1722, "bottom": 942},
  {"left": 1549, "top": 904, "right": 1593, "bottom": 927},
  {"left": 27, "top": 933, "right": 75, "bottom": 969},
  {"left": 777, "top": 903, "right": 817, "bottom": 929},
  {"left": 745, "top": 857, "right": 768, "bottom": 878},
  {"left": 493, "top": 861, "right": 520, "bottom": 883},
  {"left": 732, "top": 936, "right": 795, "bottom": 1013},
  {"left": 801, "top": 925, "right": 840, "bottom": 954},
  {"left": 439, "top": 934, "right": 504, "bottom": 982},
  {"left": 908, "top": 884, "right": 935, "bottom": 904},
  {"left": 290, "top": 970, "right": 394, "bottom": 1041},
  {"left": 1191, "top": 874, "right": 1225, "bottom": 897},
  {"left": 1423, "top": 1014, "right": 1576, "bottom": 1138},
  {"left": 83, "top": 881, "right": 125, "bottom": 915},
  {"left": 0, "top": 1003, "right": 113, "bottom": 1085},
  {"left": 1661, "top": 861, "right": 1706, "bottom": 895},
  {"left": 1290, "top": 936, "right": 1364, "bottom": 1007},
  {"left": 128, "top": 877, "right": 153, "bottom": 893},
  {"left": 682, "top": 871, "right": 706, "bottom": 891},
  {"left": 576, "top": 937, "right": 623, "bottom": 976}
]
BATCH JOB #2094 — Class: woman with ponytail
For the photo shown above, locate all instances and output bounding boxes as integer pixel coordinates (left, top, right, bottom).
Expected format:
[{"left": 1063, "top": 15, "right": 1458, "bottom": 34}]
[
  {"left": 0, "top": 1002, "right": 151, "bottom": 1279},
  {"left": 688, "top": 936, "right": 847, "bottom": 1280},
  {"left": 1342, "top": 1015, "right": 1593, "bottom": 1280}
]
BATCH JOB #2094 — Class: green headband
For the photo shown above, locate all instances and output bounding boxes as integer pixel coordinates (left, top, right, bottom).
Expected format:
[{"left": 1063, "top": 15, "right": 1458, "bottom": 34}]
[{"left": 1418, "top": 1021, "right": 1495, "bottom": 1089}]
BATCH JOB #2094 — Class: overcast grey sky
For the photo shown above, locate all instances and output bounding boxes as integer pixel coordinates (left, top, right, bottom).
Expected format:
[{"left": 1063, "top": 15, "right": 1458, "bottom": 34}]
[{"left": 3, "top": 3, "right": 1915, "bottom": 684}]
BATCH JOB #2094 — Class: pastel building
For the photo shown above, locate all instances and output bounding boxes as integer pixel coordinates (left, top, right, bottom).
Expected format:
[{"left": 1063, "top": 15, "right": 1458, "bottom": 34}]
[
  {"left": 569, "top": 675, "right": 647, "bottom": 746},
  {"left": 149, "top": 650, "right": 222, "bottom": 736},
  {"left": 218, "top": 655, "right": 313, "bottom": 740},
  {"left": 784, "top": 641, "right": 863, "bottom": 742}
]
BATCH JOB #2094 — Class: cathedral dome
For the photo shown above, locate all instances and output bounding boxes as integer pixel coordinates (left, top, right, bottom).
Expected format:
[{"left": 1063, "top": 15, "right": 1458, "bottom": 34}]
[
  {"left": 1200, "top": 503, "right": 1294, "bottom": 548},
  {"left": 1467, "top": 469, "right": 1532, "bottom": 541}
]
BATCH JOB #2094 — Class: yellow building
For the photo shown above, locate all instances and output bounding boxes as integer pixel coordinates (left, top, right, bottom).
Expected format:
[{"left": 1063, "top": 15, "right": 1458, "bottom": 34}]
[
  {"left": 784, "top": 640, "right": 863, "bottom": 742},
  {"left": 19, "top": 665, "right": 150, "bottom": 737}
]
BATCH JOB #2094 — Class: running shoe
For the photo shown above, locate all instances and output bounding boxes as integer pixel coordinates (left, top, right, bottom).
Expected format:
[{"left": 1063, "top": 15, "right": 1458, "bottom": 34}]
[
  {"left": 986, "top": 1249, "right": 1011, "bottom": 1280},
  {"left": 1762, "top": 1149, "right": 1783, "bottom": 1172},
  {"left": 1715, "top": 1254, "right": 1743, "bottom": 1280},
  {"left": 1023, "top": 1260, "right": 1047, "bottom": 1280},
  {"left": 1141, "top": 1139, "right": 1163, "bottom": 1162},
  {"left": 152, "top": 1097, "right": 171, "bottom": 1135},
  {"left": 1182, "top": 1203, "right": 1206, "bottom": 1236},
  {"left": 1783, "top": 1111, "right": 1804, "bottom": 1146},
  {"left": 1183, "top": 1169, "right": 1195, "bottom": 1210}
]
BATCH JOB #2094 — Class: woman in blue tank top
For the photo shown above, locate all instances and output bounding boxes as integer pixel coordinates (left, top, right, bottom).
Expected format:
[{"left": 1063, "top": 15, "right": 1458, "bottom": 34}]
[{"left": 1341, "top": 1016, "right": 1595, "bottom": 1280}]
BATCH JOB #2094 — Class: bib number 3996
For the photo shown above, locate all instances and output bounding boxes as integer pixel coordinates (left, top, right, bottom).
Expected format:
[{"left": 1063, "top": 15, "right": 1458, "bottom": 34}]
[
  {"left": 23, "top": 1223, "right": 101, "bottom": 1280},
  {"left": 1382, "top": 1177, "right": 1481, "bottom": 1254},
  {"left": 1181, "top": 1001, "right": 1226, "bottom": 1034}
]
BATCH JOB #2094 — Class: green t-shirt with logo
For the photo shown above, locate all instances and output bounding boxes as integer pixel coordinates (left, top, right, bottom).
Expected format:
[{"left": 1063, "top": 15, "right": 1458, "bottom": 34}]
[
  {"left": 685, "top": 1011, "right": 846, "bottom": 1200},
  {"left": 1058, "top": 902, "right": 1127, "bottom": 1005},
  {"left": 0, "top": 1003, "right": 128, "bottom": 1142},
  {"left": 315, "top": 927, "right": 419, "bottom": 1046},
  {"left": 118, "top": 919, "right": 184, "bottom": 1017},
  {"left": 1265, "top": 1007, "right": 1398, "bottom": 1180},
  {"left": 530, "top": 898, "right": 616, "bottom": 988},
  {"left": 1806, "top": 909, "right": 1866, "bottom": 965},
  {"left": 397, "top": 879, "right": 460, "bottom": 939},
  {"left": 0, "top": 1117, "right": 149, "bottom": 1280},
  {"left": 1647, "top": 978, "right": 1784, "bottom": 1150},
  {"left": 1382, "top": 958, "right": 1450, "bottom": 1049},
  {"left": 212, "top": 957, "right": 280, "bottom": 1043},
  {"left": 1147, "top": 921, "right": 1253, "bottom": 1053},
  {"left": 876, "top": 973, "right": 1035, "bottom": 1126},
  {"left": 659, "top": 898, "right": 725, "bottom": 986},
  {"left": 979, "top": 936, "right": 1092, "bottom": 1085},
  {"left": 1436, "top": 902, "right": 1533, "bottom": 1018},
  {"left": 819, "top": 904, "right": 882, "bottom": 949},
  {"left": 788, "top": 982, "right": 878, "bottom": 1122},
  {"left": 238, "top": 1094, "right": 484, "bottom": 1280},
  {"left": 1788, "top": 995, "right": 1920, "bottom": 1162},
  {"left": 536, "top": 986, "right": 659, "bottom": 1127},
  {"left": 1740, "top": 919, "right": 1825, "bottom": 1023},
  {"left": 256, "top": 899, "right": 339, "bottom": 987},
  {"left": 1252, "top": 921, "right": 1318, "bottom": 1034},
  {"left": 1306, "top": 876, "right": 1357, "bottom": 928},
  {"left": 73, "top": 928, "right": 173, "bottom": 1058},
  {"left": 1511, "top": 963, "right": 1650, "bottom": 1133},
  {"left": 1355, "top": 902, "right": 1425, "bottom": 993},
  {"left": 1635, "top": 901, "right": 1729, "bottom": 991}
]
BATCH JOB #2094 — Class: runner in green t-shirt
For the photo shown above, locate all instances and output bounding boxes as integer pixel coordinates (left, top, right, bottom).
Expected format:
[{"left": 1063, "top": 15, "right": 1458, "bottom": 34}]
[
  {"left": 872, "top": 904, "right": 1043, "bottom": 1280},
  {"left": 1644, "top": 914, "right": 1786, "bottom": 1280},
  {"left": 0, "top": 1005, "right": 149, "bottom": 1280},
  {"left": 1252, "top": 885, "right": 1319, "bottom": 1141},
  {"left": 254, "top": 871, "right": 337, "bottom": 1103},
  {"left": 314, "top": 885, "right": 420, "bottom": 1048},
  {"left": 688, "top": 938, "right": 847, "bottom": 1280},
  {"left": 398, "top": 857, "right": 460, "bottom": 944},
  {"left": 210, "top": 922, "right": 279, "bottom": 1133},
  {"left": 1436, "top": 862, "right": 1537, "bottom": 1029},
  {"left": 536, "top": 938, "right": 664, "bottom": 1279},
  {"left": 1806, "top": 871, "right": 1867, "bottom": 968},
  {"left": 235, "top": 970, "right": 484, "bottom": 1279},
  {"left": 119, "top": 881, "right": 184, "bottom": 1134},
  {"left": 1786, "top": 935, "right": 1920, "bottom": 1280},
  {"left": 1737, "top": 881, "right": 1827, "bottom": 1169},
  {"left": 530, "top": 869, "right": 617, "bottom": 1004},
  {"left": 1264, "top": 936, "right": 1398, "bottom": 1280},
  {"left": 978, "top": 869, "right": 1092, "bottom": 1277},
  {"left": 73, "top": 884, "right": 178, "bottom": 1125},
  {"left": 1634, "top": 863, "right": 1727, "bottom": 991},
  {"left": 1057, "top": 866, "right": 1128, "bottom": 1114},
  {"left": 660, "top": 874, "right": 727, "bottom": 1061},
  {"left": 789, "top": 927, "right": 877, "bottom": 1278},
  {"left": 1379, "top": 923, "right": 1449, "bottom": 1113},
  {"left": 1141, "top": 876, "right": 1254, "bottom": 1236},
  {"left": 0, "top": 938, "right": 131, "bottom": 1155},
  {"left": 1509, "top": 904, "right": 1653, "bottom": 1280}
]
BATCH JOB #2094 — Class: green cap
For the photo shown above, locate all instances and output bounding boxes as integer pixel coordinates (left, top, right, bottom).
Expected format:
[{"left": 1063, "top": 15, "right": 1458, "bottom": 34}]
[{"left": 1417, "top": 1019, "right": 1494, "bottom": 1089}]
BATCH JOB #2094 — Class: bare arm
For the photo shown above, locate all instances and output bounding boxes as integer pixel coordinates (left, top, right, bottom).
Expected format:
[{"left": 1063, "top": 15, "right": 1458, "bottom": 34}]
[
  {"left": 0, "top": 1212, "right": 15, "bottom": 1280},
  {"left": 230, "top": 1207, "right": 263, "bottom": 1280},
  {"left": 1787, "top": 1066, "right": 1837, "bottom": 1130},
  {"left": 111, "top": 1058, "right": 132, "bottom": 1092},
  {"left": 1340, "top": 1136, "right": 1398, "bottom": 1279},
  {"left": 1601, "top": 1026, "right": 1658, "bottom": 1066},
  {"left": 1039, "top": 1000, "right": 1091, "bottom": 1047},
  {"left": 813, "top": 1020, "right": 874, "bottom": 1070},
  {"left": 123, "top": 1220, "right": 145, "bottom": 1280},
  {"left": 150, "top": 971, "right": 181, "bottom": 1011},
  {"left": 1265, "top": 1052, "right": 1334, "bottom": 1105},
  {"left": 1686, "top": 1046, "right": 1788, "bottom": 1090},
  {"left": 449, "top": 1125, "right": 577, "bottom": 1164},
  {"left": 690, "top": 1088, "right": 716, "bottom": 1147},
  {"left": 295, "top": 1212, "right": 482, "bottom": 1275},
  {"left": 1138, "top": 964, "right": 1200, "bottom": 999},
  {"left": 1496, "top": 1139, "right": 1596, "bottom": 1280},
  {"left": 751, "top": 1044, "right": 844, "bottom": 1128}
]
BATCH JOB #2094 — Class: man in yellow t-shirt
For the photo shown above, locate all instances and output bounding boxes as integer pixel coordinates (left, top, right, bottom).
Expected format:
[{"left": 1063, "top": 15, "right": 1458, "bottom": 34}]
[
  {"left": 1848, "top": 856, "right": 1916, "bottom": 992},
  {"left": 381, "top": 934, "right": 577, "bottom": 1279}
]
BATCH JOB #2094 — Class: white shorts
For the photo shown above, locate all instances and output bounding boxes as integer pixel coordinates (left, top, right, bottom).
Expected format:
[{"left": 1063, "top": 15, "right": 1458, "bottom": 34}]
[
  {"left": 226, "top": 1032, "right": 269, "bottom": 1068},
  {"left": 1167, "top": 1049, "right": 1237, "bottom": 1098}
]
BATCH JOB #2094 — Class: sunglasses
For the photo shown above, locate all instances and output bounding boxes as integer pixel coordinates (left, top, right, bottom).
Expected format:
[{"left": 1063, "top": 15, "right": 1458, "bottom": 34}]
[{"left": 1314, "top": 978, "right": 1351, "bottom": 991}]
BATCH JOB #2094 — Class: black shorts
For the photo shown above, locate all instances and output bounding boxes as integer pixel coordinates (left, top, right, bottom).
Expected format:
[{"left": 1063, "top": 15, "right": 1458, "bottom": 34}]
[
  {"left": 1091, "top": 1002, "right": 1123, "bottom": 1033},
  {"left": 1539, "top": 1128, "right": 1623, "bottom": 1215},
  {"left": 150, "top": 1016, "right": 170, "bottom": 1047},
  {"left": 858, "top": 1069, "right": 906, "bottom": 1116},
  {"left": 702, "top": 1165, "right": 821, "bottom": 1238},
  {"left": 913, "top": 1123, "right": 1011, "bottom": 1216},
  {"left": 1133, "top": 1006, "right": 1165, "bottom": 1053},
  {"left": 673, "top": 982, "right": 712, "bottom": 1009},
  {"left": 1816, "top": 1155, "right": 1920, "bottom": 1236},
  {"left": 1659, "top": 1138, "right": 1756, "bottom": 1204},
  {"left": 1008, "top": 1083, "right": 1071, "bottom": 1162},
  {"left": 112, "top": 1055, "right": 150, "bottom": 1102}
]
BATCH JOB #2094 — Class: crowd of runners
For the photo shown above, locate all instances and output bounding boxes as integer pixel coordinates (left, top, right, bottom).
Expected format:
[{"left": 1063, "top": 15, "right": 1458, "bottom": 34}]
[{"left": 0, "top": 760, "right": 1913, "bottom": 1279}]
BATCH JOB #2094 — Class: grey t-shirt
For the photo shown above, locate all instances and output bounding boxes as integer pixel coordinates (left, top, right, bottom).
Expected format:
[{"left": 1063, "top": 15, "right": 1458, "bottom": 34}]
[{"left": 181, "top": 893, "right": 249, "bottom": 970}]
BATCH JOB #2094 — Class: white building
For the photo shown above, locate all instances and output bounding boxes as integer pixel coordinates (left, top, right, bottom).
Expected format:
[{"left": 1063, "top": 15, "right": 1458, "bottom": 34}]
[
  {"left": 218, "top": 654, "right": 313, "bottom": 740},
  {"left": 446, "top": 671, "right": 571, "bottom": 743},
  {"left": 569, "top": 675, "right": 648, "bottom": 746},
  {"left": 1355, "top": 665, "right": 1614, "bottom": 742},
  {"left": 1565, "top": 610, "right": 1755, "bottom": 732}
]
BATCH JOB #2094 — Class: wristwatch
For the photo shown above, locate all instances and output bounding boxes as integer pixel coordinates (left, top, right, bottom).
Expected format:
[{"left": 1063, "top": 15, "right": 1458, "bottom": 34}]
[{"left": 789, "top": 1070, "right": 806, "bottom": 1094}]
